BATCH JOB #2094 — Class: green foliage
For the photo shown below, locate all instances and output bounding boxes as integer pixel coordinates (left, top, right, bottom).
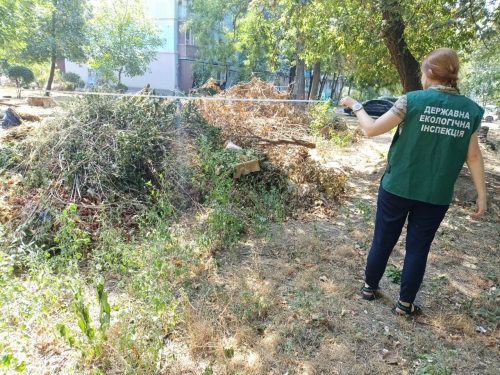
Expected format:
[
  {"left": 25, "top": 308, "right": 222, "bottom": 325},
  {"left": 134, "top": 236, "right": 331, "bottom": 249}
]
[
  {"left": 192, "top": 62, "right": 223, "bottom": 88},
  {"left": 57, "top": 71, "right": 85, "bottom": 91},
  {"left": 404, "top": 348, "right": 455, "bottom": 375},
  {"left": 223, "top": 346, "right": 234, "bottom": 358},
  {"left": 72, "top": 286, "right": 96, "bottom": 341},
  {"left": 186, "top": 0, "right": 241, "bottom": 77},
  {"left": 88, "top": 0, "right": 165, "bottom": 84},
  {"left": 0, "top": 59, "right": 9, "bottom": 75},
  {"left": 188, "top": 0, "right": 495, "bottom": 94},
  {"left": 115, "top": 82, "right": 128, "bottom": 93},
  {"left": 461, "top": 36, "right": 500, "bottom": 106},
  {"left": 53, "top": 204, "right": 90, "bottom": 263},
  {"left": 57, "top": 322, "right": 76, "bottom": 347},
  {"left": 0, "top": 0, "right": 38, "bottom": 54},
  {"left": 24, "top": 0, "right": 90, "bottom": 65},
  {"left": 194, "top": 131, "right": 288, "bottom": 250},
  {"left": 384, "top": 265, "right": 402, "bottom": 284},
  {"left": 0, "top": 145, "right": 21, "bottom": 170},
  {"left": 23, "top": 92, "right": 180, "bottom": 200},
  {"left": 27, "top": 62, "right": 52, "bottom": 89},
  {"left": 6, "top": 65, "right": 35, "bottom": 87},
  {"left": 95, "top": 276, "right": 111, "bottom": 337},
  {"left": 310, "top": 103, "right": 353, "bottom": 147},
  {"left": 61, "top": 72, "right": 82, "bottom": 84}
]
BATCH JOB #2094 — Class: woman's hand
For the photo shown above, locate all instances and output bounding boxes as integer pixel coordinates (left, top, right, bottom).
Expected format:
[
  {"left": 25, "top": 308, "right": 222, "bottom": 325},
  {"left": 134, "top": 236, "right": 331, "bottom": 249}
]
[
  {"left": 471, "top": 196, "right": 487, "bottom": 219},
  {"left": 340, "top": 96, "right": 402, "bottom": 137},
  {"left": 340, "top": 96, "right": 359, "bottom": 109}
]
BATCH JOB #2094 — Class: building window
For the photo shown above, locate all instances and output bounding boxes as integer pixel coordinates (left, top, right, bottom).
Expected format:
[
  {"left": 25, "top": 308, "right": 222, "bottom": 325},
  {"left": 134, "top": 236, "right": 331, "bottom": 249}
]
[{"left": 185, "top": 29, "right": 195, "bottom": 45}]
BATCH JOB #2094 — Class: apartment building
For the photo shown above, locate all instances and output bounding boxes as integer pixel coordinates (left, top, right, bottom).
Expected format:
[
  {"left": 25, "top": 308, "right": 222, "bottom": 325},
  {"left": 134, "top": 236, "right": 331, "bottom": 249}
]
[{"left": 64, "top": 0, "right": 197, "bottom": 94}]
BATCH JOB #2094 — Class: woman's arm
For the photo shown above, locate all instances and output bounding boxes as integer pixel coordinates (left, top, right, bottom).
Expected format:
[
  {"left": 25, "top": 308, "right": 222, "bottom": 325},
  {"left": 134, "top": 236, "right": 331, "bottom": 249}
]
[
  {"left": 466, "top": 131, "right": 487, "bottom": 218},
  {"left": 340, "top": 97, "right": 403, "bottom": 137}
]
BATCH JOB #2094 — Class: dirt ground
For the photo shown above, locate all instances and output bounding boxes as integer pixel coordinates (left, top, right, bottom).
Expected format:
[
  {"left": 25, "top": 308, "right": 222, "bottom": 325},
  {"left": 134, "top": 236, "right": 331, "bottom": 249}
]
[
  {"left": 1, "top": 98, "right": 499, "bottom": 374},
  {"left": 182, "top": 115, "right": 499, "bottom": 375}
]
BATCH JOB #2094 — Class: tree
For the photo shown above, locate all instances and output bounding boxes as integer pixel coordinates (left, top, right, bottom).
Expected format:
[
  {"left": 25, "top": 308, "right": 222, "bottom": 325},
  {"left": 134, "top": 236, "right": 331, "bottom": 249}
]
[
  {"left": 88, "top": 0, "right": 165, "bottom": 85},
  {"left": 186, "top": 0, "right": 252, "bottom": 84},
  {"left": 462, "top": 26, "right": 500, "bottom": 106},
  {"left": 24, "top": 0, "right": 90, "bottom": 94},
  {"left": 188, "top": 0, "right": 493, "bottom": 96},
  {"left": 335, "top": 0, "right": 491, "bottom": 93},
  {"left": 0, "top": 0, "right": 34, "bottom": 52},
  {"left": 7, "top": 65, "right": 35, "bottom": 88}
]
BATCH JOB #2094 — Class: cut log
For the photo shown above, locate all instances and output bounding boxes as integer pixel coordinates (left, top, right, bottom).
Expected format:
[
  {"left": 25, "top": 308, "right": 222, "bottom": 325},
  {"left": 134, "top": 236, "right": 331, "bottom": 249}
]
[
  {"left": 27, "top": 96, "right": 56, "bottom": 107},
  {"left": 233, "top": 159, "right": 260, "bottom": 179}
]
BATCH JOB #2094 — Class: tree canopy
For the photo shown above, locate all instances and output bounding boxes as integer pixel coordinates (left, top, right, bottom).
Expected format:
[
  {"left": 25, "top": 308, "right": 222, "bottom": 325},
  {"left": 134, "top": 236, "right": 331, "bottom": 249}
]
[
  {"left": 87, "top": 0, "right": 165, "bottom": 84},
  {"left": 0, "top": 0, "right": 40, "bottom": 56},
  {"left": 7, "top": 65, "right": 35, "bottom": 88},
  {"left": 23, "top": 0, "right": 91, "bottom": 92},
  {"left": 187, "top": 0, "right": 498, "bottom": 96}
]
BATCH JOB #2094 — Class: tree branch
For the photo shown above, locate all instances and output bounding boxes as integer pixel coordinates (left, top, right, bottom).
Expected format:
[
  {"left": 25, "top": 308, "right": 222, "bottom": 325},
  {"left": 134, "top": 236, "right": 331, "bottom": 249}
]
[{"left": 241, "top": 127, "right": 316, "bottom": 148}]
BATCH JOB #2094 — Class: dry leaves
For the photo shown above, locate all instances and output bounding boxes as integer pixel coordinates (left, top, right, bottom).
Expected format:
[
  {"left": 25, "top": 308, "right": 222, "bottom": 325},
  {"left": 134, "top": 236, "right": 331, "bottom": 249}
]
[
  {"left": 382, "top": 349, "right": 399, "bottom": 364},
  {"left": 197, "top": 78, "right": 311, "bottom": 148}
]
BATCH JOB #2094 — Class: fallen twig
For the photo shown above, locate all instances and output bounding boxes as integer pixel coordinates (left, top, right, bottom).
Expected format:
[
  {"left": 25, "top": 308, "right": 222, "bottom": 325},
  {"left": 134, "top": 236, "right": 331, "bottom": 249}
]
[
  {"left": 0, "top": 101, "right": 19, "bottom": 107},
  {"left": 242, "top": 135, "right": 316, "bottom": 148},
  {"left": 241, "top": 127, "right": 316, "bottom": 148}
]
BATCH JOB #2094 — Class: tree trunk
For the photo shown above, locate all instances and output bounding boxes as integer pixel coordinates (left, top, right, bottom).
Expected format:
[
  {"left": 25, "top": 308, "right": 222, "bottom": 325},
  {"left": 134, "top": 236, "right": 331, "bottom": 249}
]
[
  {"left": 347, "top": 80, "right": 352, "bottom": 96},
  {"left": 381, "top": 0, "right": 422, "bottom": 93},
  {"left": 310, "top": 61, "right": 321, "bottom": 100},
  {"left": 338, "top": 73, "right": 345, "bottom": 101},
  {"left": 307, "top": 69, "right": 313, "bottom": 99},
  {"left": 318, "top": 74, "right": 328, "bottom": 99},
  {"left": 293, "top": 41, "right": 305, "bottom": 100},
  {"left": 45, "top": 5, "right": 57, "bottom": 96},
  {"left": 118, "top": 67, "right": 123, "bottom": 84},
  {"left": 330, "top": 73, "right": 338, "bottom": 100},
  {"left": 288, "top": 65, "right": 296, "bottom": 97}
]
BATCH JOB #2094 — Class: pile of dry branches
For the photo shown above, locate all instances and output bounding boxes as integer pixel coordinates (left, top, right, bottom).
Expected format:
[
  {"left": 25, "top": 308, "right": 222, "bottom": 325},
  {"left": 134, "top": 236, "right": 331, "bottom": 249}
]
[
  {"left": 197, "top": 78, "right": 347, "bottom": 208},
  {"left": 197, "top": 78, "right": 314, "bottom": 149}
]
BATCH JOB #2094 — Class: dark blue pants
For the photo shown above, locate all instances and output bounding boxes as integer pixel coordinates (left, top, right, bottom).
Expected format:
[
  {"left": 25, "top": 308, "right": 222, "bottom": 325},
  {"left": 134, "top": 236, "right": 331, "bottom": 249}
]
[{"left": 365, "top": 184, "right": 449, "bottom": 303}]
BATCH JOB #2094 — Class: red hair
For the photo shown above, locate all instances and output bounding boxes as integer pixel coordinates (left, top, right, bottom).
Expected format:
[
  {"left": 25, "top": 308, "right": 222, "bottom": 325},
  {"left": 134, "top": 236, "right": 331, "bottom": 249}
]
[{"left": 422, "top": 48, "right": 460, "bottom": 92}]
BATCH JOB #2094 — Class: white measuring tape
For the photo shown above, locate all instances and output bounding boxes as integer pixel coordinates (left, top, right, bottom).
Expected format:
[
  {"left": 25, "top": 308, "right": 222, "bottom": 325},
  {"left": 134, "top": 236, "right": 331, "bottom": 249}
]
[{"left": 38, "top": 89, "right": 334, "bottom": 104}]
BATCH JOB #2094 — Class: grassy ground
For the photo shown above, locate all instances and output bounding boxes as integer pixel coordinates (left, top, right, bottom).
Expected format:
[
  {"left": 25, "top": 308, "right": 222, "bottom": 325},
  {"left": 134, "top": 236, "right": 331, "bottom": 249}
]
[{"left": 1, "top": 98, "right": 499, "bottom": 374}]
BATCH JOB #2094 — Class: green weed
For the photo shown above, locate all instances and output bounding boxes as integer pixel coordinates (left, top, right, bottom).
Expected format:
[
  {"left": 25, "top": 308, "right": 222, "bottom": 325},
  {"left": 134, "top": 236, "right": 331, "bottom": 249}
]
[
  {"left": 354, "top": 197, "right": 373, "bottom": 223},
  {"left": 52, "top": 204, "right": 91, "bottom": 265},
  {"left": 384, "top": 265, "right": 402, "bottom": 284}
]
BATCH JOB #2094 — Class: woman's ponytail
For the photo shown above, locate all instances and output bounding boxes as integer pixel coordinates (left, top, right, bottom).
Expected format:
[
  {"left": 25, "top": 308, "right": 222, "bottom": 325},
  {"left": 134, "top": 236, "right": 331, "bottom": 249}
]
[{"left": 422, "top": 48, "right": 461, "bottom": 93}]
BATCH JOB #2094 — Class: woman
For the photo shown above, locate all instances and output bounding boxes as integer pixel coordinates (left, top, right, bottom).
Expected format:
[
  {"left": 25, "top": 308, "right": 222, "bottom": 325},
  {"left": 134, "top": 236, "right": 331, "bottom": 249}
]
[{"left": 340, "top": 48, "right": 487, "bottom": 316}]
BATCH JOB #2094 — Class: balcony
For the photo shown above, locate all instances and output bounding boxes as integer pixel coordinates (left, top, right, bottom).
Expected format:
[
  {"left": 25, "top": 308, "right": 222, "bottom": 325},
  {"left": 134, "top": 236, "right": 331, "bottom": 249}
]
[{"left": 178, "top": 44, "right": 199, "bottom": 59}]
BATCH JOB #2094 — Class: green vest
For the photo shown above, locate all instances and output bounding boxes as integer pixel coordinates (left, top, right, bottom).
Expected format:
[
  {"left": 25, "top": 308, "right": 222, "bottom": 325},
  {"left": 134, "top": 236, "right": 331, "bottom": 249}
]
[{"left": 382, "top": 89, "right": 484, "bottom": 205}]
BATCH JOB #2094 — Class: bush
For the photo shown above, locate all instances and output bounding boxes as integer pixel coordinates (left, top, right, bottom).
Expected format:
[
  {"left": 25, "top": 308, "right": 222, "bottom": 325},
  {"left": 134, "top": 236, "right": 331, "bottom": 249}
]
[
  {"left": 61, "top": 72, "right": 85, "bottom": 88},
  {"left": 57, "top": 72, "right": 85, "bottom": 91},
  {"left": 0, "top": 59, "right": 9, "bottom": 75},
  {"left": 61, "top": 72, "right": 81, "bottom": 84},
  {"left": 59, "top": 81, "right": 77, "bottom": 91},
  {"left": 115, "top": 83, "right": 128, "bottom": 93},
  {"left": 7, "top": 65, "right": 35, "bottom": 88}
]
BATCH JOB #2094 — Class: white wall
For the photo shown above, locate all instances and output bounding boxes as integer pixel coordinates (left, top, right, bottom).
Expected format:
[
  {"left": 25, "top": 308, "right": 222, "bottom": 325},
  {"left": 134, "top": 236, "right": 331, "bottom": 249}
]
[
  {"left": 65, "top": 53, "right": 177, "bottom": 93},
  {"left": 64, "top": 62, "right": 89, "bottom": 83},
  {"left": 119, "top": 53, "right": 178, "bottom": 91}
]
